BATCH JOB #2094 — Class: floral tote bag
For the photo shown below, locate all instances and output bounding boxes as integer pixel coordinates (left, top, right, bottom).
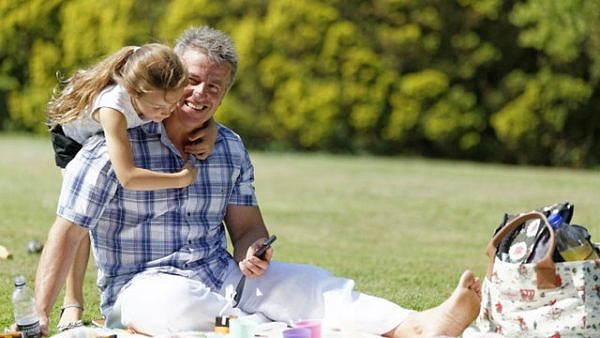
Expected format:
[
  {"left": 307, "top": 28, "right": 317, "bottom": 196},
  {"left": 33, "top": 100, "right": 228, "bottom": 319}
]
[{"left": 476, "top": 211, "right": 600, "bottom": 337}]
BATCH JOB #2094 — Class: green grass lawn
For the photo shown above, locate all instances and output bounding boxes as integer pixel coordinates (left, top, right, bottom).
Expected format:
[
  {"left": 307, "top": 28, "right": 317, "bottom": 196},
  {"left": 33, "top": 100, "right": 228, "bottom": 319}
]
[{"left": 1, "top": 133, "right": 599, "bottom": 334}]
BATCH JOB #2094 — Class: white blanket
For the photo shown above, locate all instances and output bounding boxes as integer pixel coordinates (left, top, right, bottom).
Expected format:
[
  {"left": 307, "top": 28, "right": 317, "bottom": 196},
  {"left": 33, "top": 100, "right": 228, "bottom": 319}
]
[{"left": 50, "top": 322, "right": 381, "bottom": 338}]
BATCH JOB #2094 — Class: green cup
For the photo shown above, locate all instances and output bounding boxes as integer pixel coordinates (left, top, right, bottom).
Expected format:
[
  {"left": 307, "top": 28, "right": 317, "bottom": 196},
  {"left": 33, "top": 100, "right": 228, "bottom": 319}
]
[{"left": 229, "top": 319, "right": 256, "bottom": 338}]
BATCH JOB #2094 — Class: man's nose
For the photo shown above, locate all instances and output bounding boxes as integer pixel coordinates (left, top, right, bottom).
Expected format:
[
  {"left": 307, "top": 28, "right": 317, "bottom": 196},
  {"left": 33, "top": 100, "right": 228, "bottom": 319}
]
[{"left": 192, "top": 83, "right": 206, "bottom": 98}]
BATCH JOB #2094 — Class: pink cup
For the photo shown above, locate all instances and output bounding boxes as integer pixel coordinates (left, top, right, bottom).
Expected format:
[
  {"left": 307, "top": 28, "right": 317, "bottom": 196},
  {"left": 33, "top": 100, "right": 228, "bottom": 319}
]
[
  {"left": 282, "top": 327, "right": 311, "bottom": 338},
  {"left": 293, "top": 319, "right": 321, "bottom": 338}
]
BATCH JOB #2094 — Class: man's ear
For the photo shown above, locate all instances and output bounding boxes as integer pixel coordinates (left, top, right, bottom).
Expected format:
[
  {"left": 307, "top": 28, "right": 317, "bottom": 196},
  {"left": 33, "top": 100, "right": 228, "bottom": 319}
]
[{"left": 126, "top": 88, "right": 139, "bottom": 98}]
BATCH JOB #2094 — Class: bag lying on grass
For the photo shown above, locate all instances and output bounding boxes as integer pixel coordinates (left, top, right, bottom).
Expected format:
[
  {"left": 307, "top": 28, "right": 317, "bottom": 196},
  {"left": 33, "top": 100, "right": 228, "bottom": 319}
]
[{"left": 476, "top": 207, "right": 600, "bottom": 337}]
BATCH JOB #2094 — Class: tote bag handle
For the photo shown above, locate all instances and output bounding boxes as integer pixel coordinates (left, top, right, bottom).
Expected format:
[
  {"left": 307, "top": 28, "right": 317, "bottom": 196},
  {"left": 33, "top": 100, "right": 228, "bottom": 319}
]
[{"left": 485, "top": 211, "right": 558, "bottom": 289}]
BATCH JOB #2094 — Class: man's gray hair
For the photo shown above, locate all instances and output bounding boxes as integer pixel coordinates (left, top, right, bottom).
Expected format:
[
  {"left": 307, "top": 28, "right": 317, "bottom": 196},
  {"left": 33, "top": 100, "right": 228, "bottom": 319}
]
[{"left": 174, "top": 26, "right": 239, "bottom": 91}]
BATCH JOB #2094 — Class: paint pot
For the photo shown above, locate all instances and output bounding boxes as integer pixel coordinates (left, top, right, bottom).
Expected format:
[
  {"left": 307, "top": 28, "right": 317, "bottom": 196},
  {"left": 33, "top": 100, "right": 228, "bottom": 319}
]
[
  {"left": 293, "top": 319, "right": 321, "bottom": 338},
  {"left": 229, "top": 318, "right": 256, "bottom": 338},
  {"left": 282, "top": 327, "right": 311, "bottom": 338}
]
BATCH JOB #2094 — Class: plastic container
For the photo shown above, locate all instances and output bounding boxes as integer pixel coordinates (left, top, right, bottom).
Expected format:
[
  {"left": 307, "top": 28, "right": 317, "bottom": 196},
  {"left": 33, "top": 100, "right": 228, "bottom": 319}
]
[
  {"left": 12, "top": 275, "right": 41, "bottom": 338},
  {"left": 548, "top": 213, "right": 599, "bottom": 261}
]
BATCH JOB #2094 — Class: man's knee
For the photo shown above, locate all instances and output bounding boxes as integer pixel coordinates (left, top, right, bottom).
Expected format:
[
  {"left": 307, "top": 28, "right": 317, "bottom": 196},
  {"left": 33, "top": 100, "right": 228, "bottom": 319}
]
[{"left": 117, "top": 274, "right": 226, "bottom": 334}]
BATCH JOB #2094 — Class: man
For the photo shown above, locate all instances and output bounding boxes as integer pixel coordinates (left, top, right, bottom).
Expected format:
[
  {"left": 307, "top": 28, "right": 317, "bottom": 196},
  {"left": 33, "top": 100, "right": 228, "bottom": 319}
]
[{"left": 35, "top": 26, "right": 481, "bottom": 337}]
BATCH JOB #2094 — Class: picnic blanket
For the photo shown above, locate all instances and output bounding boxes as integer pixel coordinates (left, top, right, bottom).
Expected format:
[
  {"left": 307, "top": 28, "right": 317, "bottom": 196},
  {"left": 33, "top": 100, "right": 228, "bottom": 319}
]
[
  {"left": 49, "top": 323, "right": 381, "bottom": 338},
  {"left": 50, "top": 324, "right": 504, "bottom": 338}
]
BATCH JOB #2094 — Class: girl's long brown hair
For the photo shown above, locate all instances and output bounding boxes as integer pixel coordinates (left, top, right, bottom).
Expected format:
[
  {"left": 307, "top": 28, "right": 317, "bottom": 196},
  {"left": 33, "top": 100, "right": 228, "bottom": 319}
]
[{"left": 47, "top": 43, "right": 188, "bottom": 125}]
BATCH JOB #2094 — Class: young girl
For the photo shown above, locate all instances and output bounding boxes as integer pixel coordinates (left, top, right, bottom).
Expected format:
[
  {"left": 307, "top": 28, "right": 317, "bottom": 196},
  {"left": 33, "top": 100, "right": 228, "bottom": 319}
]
[
  {"left": 46, "top": 43, "right": 215, "bottom": 331},
  {"left": 48, "top": 42, "right": 213, "bottom": 190}
]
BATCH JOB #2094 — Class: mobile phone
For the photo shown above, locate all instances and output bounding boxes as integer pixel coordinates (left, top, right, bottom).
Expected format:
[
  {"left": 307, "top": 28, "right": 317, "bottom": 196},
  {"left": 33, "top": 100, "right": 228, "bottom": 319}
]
[{"left": 254, "top": 235, "right": 277, "bottom": 259}]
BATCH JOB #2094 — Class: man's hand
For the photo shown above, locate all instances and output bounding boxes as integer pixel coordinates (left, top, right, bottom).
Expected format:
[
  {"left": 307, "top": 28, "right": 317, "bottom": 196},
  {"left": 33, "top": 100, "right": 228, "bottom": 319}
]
[
  {"left": 39, "top": 314, "right": 50, "bottom": 336},
  {"left": 238, "top": 238, "right": 273, "bottom": 278},
  {"left": 8, "top": 316, "right": 48, "bottom": 337}
]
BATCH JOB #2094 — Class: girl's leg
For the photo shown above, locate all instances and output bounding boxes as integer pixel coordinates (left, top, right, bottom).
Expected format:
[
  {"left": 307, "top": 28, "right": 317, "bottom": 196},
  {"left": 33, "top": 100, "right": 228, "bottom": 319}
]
[{"left": 57, "top": 235, "right": 90, "bottom": 330}]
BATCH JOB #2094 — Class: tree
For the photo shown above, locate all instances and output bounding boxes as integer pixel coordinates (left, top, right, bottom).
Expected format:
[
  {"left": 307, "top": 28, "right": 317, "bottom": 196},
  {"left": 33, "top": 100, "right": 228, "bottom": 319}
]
[{"left": 2, "top": 0, "right": 600, "bottom": 166}]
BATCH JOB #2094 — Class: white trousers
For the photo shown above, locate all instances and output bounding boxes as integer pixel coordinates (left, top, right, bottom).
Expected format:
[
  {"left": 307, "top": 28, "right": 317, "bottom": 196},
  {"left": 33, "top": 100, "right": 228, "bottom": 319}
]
[{"left": 105, "top": 261, "right": 411, "bottom": 335}]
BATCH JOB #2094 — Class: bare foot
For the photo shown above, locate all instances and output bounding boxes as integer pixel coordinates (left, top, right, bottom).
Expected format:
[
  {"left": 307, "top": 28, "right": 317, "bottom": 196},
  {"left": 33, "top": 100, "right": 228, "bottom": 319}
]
[{"left": 390, "top": 270, "right": 481, "bottom": 338}]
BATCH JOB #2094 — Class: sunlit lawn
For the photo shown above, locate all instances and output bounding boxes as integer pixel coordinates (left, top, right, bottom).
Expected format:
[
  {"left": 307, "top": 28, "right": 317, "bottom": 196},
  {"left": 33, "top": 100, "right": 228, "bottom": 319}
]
[{"left": 1, "top": 133, "right": 599, "bottom": 334}]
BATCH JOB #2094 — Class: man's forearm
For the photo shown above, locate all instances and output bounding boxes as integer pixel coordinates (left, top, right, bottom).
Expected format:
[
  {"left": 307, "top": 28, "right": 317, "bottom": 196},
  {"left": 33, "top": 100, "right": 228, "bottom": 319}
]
[
  {"left": 225, "top": 205, "right": 269, "bottom": 263},
  {"left": 232, "top": 229, "right": 269, "bottom": 263}
]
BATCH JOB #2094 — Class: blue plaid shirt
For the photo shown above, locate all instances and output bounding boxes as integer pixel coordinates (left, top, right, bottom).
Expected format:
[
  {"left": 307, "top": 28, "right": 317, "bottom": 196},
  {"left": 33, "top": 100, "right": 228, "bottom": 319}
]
[{"left": 57, "top": 122, "right": 258, "bottom": 316}]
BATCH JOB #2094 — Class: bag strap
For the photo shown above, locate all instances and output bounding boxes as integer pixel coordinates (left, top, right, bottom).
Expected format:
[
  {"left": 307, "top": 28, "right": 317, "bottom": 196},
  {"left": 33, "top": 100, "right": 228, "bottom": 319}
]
[{"left": 485, "top": 211, "right": 558, "bottom": 289}]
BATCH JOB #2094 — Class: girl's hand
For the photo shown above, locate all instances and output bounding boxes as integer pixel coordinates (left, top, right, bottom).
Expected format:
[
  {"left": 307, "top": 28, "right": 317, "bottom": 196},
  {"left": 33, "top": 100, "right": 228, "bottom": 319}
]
[
  {"left": 186, "top": 118, "right": 217, "bottom": 160},
  {"left": 177, "top": 161, "right": 198, "bottom": 187}
]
